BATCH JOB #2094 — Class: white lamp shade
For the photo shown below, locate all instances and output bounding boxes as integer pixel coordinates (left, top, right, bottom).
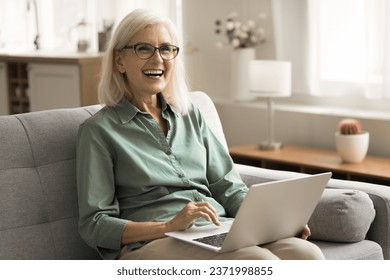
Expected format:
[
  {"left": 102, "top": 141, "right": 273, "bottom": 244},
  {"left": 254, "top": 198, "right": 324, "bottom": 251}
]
[{"left": 249, "top": 60, "right": 291, "bottom": 97}]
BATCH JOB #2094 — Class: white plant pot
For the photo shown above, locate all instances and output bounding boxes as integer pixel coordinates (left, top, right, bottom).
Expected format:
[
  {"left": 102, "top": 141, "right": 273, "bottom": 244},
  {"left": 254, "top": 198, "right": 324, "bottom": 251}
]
[{"left": 335, "top": 131, "right": 369, "bottom": 163}]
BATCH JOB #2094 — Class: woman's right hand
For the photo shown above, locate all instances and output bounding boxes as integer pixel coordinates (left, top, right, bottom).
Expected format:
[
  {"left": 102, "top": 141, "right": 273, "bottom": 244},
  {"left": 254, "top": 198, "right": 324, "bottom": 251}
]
[
  {"left": 121, "top": 202, "right": 221, "bottom": 245},
  {"left": 166, "top": 202, "right": 221, "bottom": 232}
]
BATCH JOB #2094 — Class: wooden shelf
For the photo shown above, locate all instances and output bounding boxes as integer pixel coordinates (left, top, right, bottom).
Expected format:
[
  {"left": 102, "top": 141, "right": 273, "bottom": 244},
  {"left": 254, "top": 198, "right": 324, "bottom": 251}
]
[
  {"left": 6, "top": 62, "right": 30, "bottom": 114},
  {"left": 229, "top": 144, "right": 390, "bottom": 186}
]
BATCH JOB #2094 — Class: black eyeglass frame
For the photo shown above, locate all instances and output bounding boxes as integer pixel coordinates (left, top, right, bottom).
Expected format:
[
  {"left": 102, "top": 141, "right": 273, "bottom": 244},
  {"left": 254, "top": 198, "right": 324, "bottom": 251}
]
[{"left": 121, "top": 43, "right": 180, "bottom": 60}]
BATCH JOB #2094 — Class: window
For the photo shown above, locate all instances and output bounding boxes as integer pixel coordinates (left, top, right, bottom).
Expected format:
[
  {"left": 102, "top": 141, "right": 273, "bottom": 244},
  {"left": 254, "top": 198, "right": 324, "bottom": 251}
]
[
  {"left": 273, "top": 0, "right": 390, "bottom": 100},
  {"left": 0, "top": 0, "right": 181, "bottom": 52},
  {"left": 317, "top": 0, "right": 389, "bottom": 98}
]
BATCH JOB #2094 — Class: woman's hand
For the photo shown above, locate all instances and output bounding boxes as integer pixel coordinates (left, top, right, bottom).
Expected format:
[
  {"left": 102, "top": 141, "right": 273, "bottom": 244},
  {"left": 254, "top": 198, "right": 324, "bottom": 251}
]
[
  {"left": 121, "top": 202, "right": 221, "bottom": 245},
  {"left": 166, "top": 202, "right": 221, "bottom": 232},
  {"left": 301, "top": 224, "right": 311, "bottom": 240}
]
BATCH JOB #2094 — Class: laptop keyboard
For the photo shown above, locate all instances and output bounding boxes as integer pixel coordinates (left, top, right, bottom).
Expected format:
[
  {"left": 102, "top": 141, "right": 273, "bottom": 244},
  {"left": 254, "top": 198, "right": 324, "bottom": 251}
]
[{"left": 193, "top": 232, "right": 228, "bottom": 248}]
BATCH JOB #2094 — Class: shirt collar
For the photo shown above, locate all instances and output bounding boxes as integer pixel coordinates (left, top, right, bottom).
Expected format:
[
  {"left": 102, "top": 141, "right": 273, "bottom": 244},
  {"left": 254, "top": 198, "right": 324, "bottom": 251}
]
[{"left": 114, "top": 93, "right": 179, "bottom": 124}]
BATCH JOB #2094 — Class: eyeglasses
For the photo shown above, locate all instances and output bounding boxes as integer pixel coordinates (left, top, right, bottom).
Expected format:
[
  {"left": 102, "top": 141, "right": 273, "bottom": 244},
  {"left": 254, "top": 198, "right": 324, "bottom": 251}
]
[{"left": 121, "top": 43, "right": 180, "bottom": 60}]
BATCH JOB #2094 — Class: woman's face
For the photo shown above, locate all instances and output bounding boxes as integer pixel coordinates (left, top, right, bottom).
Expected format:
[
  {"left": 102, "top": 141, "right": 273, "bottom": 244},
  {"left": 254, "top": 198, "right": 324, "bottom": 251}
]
[{"left": 116, "top": 24, "right": 175, "bottom": 99}]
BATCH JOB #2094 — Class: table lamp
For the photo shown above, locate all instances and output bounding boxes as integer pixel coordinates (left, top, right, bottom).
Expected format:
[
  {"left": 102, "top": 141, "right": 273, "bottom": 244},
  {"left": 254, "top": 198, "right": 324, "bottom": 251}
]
[{"left": 249, "top": 60, "right": 291, "bottom": 150}]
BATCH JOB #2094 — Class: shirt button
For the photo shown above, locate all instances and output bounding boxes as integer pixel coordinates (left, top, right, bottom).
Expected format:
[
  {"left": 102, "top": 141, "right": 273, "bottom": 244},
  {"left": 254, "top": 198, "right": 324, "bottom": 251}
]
[
  {"left": 165, "top": 149, "right": 172, "bottom": 155},
  {"left": 178, "top": 172, "right": 185, "bottom": 178},
  {"left": 195, "top": 196, "right": 202, "bottom": 202}
]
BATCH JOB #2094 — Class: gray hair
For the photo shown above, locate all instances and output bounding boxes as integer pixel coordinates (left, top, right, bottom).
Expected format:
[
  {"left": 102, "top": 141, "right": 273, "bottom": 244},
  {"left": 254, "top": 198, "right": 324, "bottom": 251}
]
[{"left": 98, "top": 9, "right": 191, "bottom": 115}]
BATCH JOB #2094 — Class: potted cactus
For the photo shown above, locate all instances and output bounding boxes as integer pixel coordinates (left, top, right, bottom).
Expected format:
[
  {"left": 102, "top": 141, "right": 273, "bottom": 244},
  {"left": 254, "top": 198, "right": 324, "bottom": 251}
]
[{"left": 335, "top": 119, "right": 369, "bottom": 163}]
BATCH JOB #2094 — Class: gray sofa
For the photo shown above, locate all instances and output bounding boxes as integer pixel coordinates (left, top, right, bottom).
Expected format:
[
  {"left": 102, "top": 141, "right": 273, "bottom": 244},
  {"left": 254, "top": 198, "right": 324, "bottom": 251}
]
[{"left": 0, "top": 91, "right": 389, "bottom": 260}]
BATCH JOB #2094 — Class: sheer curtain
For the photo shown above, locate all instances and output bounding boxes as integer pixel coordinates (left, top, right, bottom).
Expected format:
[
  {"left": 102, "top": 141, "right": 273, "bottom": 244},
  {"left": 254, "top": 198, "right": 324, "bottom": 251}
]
[{"left": 272, "top": 0, "right": 390, "bottom": 99}]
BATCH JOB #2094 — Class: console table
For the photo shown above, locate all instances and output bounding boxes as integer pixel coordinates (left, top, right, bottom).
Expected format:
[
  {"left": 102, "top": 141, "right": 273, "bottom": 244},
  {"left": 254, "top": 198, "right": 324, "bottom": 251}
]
[{"left": 229, "top": 144, "right": 390, "bottom": 186}]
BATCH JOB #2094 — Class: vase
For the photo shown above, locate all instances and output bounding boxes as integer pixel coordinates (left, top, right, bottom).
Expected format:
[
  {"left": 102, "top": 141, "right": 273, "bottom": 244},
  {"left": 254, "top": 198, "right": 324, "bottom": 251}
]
[
  {"left": 335, "top": 131, "right": 370, "bottom": 163},
  {"left": 230, "top": 47, "right": 256, "bottom": 101}
]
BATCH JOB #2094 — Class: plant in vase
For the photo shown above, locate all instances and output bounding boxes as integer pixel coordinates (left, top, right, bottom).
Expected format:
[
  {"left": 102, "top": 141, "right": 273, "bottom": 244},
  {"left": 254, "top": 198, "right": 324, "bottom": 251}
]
[
  {"left": 214, "top": 12, "right": 267, "bottom": 49},
  {"left": 214, "top": 12, "right": 267, "bottom": 101},
  {"left": 335, "top": 119, "right": 369, "bottom": 163}
]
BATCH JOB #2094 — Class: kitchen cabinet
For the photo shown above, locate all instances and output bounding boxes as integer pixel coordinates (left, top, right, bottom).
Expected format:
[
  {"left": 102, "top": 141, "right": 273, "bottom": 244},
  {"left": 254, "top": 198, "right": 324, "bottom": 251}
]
[
  {"left": 0, "top": 51, "right": 102, "bottom": 114},
  {"left": 28, "top": 63, "right": 80, "bottom": 111}
]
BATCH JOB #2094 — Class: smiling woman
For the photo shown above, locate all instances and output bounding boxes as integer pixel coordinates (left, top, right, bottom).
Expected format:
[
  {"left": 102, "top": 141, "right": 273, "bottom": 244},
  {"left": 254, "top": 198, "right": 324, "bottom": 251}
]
[
  {"left": 98, "top": 9, "right": 189, "bottom": 114},
  {"left": 76, "top": 8, "right": 326, "bottom": 261},
  {"left": 113, "top": 24, "right": 179, "bottom": 115}
]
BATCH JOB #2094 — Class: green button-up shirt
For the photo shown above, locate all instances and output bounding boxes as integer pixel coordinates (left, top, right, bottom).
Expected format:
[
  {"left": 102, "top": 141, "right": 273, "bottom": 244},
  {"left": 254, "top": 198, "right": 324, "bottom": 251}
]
[{"left": 76, "top": 94, "right": 248, "bottom": 259}]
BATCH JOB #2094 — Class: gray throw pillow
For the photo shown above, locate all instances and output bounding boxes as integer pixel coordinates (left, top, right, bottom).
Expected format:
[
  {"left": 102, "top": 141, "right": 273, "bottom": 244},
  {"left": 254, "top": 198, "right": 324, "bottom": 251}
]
[{"left": 308, "top": 188, "right": 375, "bottom": 242}]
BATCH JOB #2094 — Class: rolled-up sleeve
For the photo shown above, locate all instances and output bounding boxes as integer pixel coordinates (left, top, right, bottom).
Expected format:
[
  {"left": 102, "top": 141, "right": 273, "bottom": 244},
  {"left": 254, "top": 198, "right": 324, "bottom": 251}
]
[{"left": 76, "top": 121, "right": 128, "bottom": 259}]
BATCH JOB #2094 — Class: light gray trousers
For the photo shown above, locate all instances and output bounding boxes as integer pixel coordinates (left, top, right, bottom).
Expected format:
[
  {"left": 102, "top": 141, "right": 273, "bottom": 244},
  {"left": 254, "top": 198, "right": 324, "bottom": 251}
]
[{"left": 119, "top": 236, "right": 325, "bottom": 260}]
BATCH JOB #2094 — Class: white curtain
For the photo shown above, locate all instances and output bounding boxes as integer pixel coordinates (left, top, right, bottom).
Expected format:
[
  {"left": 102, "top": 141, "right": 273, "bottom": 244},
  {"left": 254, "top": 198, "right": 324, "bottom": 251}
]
[{"left": 272, "top": 0, "right": 390, "bottom": 99}]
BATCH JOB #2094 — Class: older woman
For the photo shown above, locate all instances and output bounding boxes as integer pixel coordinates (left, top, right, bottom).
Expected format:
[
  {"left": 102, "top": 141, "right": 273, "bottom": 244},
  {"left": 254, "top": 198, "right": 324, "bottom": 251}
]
[{"left": 76, "top": 9, "right": 324, "bottom": 260}]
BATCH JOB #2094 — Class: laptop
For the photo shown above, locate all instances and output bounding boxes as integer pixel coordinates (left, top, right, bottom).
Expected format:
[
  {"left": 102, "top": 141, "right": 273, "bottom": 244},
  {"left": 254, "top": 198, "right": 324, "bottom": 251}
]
[{"left": 165, "top": 172, "right": 331, "bottom": 253}]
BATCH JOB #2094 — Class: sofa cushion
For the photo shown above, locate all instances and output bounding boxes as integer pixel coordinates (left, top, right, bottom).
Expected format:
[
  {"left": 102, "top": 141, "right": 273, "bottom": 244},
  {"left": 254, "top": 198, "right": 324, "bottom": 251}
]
[
  {"left": 0, "top": 106, "right": 102, "bottom": 260},
  {"left": 308, "top": 188, "right": 375, "bottom": 242}
]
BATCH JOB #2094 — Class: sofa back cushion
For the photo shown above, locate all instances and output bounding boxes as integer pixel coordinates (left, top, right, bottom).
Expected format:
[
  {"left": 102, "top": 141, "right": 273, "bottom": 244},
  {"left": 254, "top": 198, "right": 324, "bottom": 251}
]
[
  {"left": 0, "top": 106, "right": 101, "bottom": 259},
  {"left": 189, "top": 91, "right": 228, "bottom": 149}
]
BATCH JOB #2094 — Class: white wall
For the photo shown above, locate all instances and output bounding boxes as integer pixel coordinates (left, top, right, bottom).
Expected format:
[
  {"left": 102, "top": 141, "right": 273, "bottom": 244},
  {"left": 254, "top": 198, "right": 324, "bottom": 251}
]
[
  {"left": 182, "top": 0, "right": 390, "bottom": 157},
  {"left": 215, "top": 101, "right": 390, "bottom": 157},
  {"left": 182, "top": 0, "right": 275, "bottom": 97}
]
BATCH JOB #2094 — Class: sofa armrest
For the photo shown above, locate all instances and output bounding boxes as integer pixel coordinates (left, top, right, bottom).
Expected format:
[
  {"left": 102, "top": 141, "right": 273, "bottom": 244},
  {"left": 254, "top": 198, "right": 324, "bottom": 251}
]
[{"left": 235, "top": 164, "right": 390, "bottom": 260}]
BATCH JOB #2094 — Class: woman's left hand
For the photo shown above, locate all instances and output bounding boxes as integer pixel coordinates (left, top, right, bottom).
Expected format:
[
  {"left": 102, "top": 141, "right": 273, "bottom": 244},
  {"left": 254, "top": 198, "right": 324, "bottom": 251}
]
[{"left": 301, "top": 224, "right": 311, "bottom": 240}]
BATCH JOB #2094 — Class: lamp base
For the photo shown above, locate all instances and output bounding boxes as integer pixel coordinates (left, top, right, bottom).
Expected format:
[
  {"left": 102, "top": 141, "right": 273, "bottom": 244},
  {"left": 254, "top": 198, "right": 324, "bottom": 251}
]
[{"left": 258, "top": 142, "right": 284, "bottom": 151}]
